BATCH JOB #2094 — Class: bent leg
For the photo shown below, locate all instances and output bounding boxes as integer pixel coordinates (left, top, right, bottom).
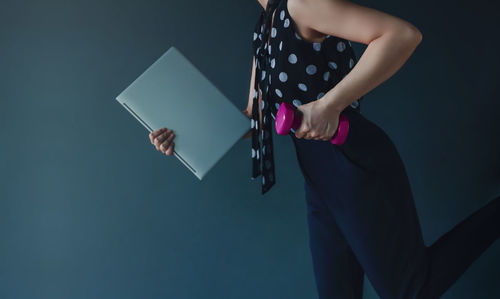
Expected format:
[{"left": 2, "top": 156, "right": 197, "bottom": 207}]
[
  {"left": 418, "top": 194, "right": 500, "bottom": 298},
  {"left": 316, "top": 111, "right": 500, "bottom": 299}
]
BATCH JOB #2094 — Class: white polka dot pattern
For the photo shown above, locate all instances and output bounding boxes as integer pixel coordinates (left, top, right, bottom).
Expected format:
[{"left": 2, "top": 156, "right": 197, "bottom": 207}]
[
  {"left": 337, "top": 41, "right": 346, "bottom": 52},
  {"left": 323, "top": 71, "right": 330, "bottom": 81},
  {"left": 250, "top": 0, "right": 362, "bottom": 195},
  {"left": 279, "top": 72, "right": 288, "bottom": 82},
  {"left": 306, "top": 64, "right": 317, "bottom": 75},
  {"left": 275, "top": 88, "right": 283, "bottom": 97}
]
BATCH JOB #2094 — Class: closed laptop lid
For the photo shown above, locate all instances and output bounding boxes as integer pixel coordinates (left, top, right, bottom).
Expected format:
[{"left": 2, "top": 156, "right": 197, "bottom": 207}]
[{"left": 116, "top": 46, "right": 249, "bottom": 180}]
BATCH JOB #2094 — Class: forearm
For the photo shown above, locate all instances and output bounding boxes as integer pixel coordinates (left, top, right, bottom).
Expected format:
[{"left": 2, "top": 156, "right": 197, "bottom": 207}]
[
  {"left": 246, "top": 56, "right": 262, "bottom": 132},
  {"left": 242, "top": 55, "right": 263, "bottom": 139},
  {"left": 246, "top": 56, "right": 257, "bottom": 112},
  {"left": 320, "top": 27, "right": 422, "bottom": 113}
]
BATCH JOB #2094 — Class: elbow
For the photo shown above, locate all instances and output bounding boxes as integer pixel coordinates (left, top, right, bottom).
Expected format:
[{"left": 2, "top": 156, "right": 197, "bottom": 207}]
[
  {"left": 385, "top": 21, "right": 423, "bottom": 48},
  {"left": 409, "top": 27, "right": 423, "bottom": 45},
  {"left": 415, "top": 29, "right": 423, "bottom": 44},
  {"left": 400, "top": 23, "right": 423, "bottom": 46}
]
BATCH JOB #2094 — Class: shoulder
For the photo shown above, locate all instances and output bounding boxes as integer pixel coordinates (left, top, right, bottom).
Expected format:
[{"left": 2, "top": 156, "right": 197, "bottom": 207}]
[
  {"left": 290, "top": 0, "right": 422, "bottom": 45},
  {"left": 287, "top": 0, "right": 331, "bottom": 37},
  {"left": 286, "top": 0, "right": 326, "bottom": 30},
  {"left": 287, "top": 0, "right": 336, "bottom": 21}
]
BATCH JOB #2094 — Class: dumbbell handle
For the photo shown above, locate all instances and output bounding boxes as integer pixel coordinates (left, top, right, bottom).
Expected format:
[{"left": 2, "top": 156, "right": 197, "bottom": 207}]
[{"left": 275, "top": 102, "right": 349, "bottom": 146}]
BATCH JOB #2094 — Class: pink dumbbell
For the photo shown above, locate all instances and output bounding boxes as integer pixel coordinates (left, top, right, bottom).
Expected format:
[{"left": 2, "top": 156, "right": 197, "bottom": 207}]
[{"left": 275, "top": 102, "right": 349, "bottom": 146}]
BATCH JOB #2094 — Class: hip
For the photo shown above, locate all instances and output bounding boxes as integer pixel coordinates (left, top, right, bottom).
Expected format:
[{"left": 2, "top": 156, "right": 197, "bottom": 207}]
[{"left": 289, "top": 108, "right": 407, "bottom": 187}]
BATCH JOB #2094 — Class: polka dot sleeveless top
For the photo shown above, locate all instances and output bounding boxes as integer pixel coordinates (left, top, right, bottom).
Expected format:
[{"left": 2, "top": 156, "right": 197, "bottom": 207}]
[{"left": 250, "top": 0, "right": 364, "bottom": 195}]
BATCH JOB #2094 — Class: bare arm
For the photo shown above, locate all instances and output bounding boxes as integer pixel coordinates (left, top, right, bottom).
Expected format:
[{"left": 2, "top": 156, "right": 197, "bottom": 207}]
[
  {"left": 242, "top": 55, "right": 263, "bottom": 139},
  {"left": 241, "top": 0, "right": 270, "bottom": 139},
  {"left": 289, "top": 0, "right": 423, "bottom": 112}
]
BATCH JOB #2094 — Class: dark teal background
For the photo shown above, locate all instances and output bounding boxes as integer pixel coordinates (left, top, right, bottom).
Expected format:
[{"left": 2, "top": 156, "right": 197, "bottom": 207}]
[{"left": 1, "top": 0, "right": 499, "bottom": 298}]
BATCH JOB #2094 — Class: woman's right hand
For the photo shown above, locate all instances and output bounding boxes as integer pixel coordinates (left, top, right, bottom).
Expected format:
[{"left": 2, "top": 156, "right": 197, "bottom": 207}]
[{"left": 149, "top": 128, "right": 176, "bottom": 156}]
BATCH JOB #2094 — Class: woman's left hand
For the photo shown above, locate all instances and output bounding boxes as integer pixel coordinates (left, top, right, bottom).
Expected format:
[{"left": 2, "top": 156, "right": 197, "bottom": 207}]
[{"left": 294, "top": 100, "right": 340, "bottom": 141}]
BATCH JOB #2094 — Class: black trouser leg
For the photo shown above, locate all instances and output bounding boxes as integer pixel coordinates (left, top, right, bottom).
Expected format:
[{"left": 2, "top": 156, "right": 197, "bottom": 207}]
[{"left": 291, "top": 108, "right": 500, "bottom": 299}]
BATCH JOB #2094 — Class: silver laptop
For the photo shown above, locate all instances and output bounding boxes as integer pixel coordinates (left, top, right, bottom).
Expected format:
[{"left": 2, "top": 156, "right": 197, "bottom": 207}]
[{"left": 116, "top": 46, "right": 250, "bottom": 180}]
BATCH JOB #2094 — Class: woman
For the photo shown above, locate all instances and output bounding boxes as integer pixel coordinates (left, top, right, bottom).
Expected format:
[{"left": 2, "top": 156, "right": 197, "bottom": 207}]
[{"left": 149, "top": 0, "right": 500, "bottom": 298}]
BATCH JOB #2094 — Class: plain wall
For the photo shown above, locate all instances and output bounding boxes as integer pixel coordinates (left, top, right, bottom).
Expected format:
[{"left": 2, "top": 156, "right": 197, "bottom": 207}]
[{"left": 1, "top": 0, "right": 499, "bottom": 298}]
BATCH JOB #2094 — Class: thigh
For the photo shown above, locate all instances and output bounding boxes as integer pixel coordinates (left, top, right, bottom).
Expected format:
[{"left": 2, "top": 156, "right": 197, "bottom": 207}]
[
  {"left": 319, "top": 113, "right": 429, "bottom": 299},
  {"left": 304, "top": 180, "right": 364, "bottom": 299}
]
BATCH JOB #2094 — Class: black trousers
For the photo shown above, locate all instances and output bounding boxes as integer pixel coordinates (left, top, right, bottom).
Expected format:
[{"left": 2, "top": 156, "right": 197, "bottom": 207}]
[{"left": 290, "top": 107, "right": 500, "bottom": 299}]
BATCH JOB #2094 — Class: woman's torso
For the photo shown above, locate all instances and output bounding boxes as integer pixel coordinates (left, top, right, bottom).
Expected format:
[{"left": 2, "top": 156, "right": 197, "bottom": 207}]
[{"left": 252, "top": 0, "right": 362, "bottom": 120}]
